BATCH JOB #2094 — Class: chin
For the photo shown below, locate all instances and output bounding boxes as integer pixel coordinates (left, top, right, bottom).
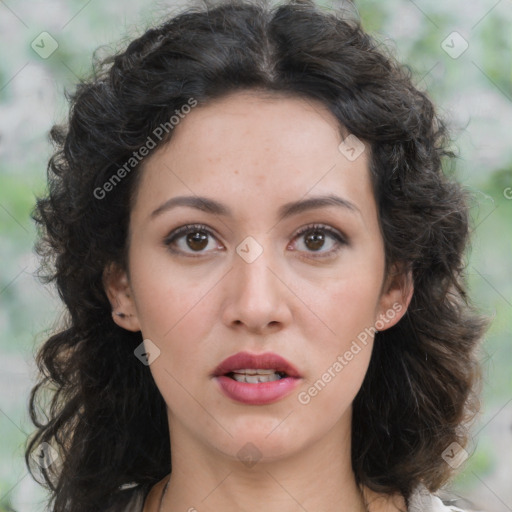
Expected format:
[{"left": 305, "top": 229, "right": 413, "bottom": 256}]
[{"left": 215, "top": 428, "right": 308, "bottom": 464}]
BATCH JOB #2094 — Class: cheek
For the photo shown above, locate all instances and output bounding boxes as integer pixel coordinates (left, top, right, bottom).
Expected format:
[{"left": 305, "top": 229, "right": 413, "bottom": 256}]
[
  {"left": 295, "top": 286, "right": 376, "bottom": 427},
  {"left": 130, "top": 256, "right": 219, "bottom": 405},
  {"left": 327, "top": 287, "right": 376, "bottom": 365},
  {"left": 311, "top": 273, "right": 382, "bottom": 348},
  {"left": 299, "top": 275, "right": 381, "bottom": 401},
  {"left": 130, "top": 247, "right": 210, "bottom": 329}
]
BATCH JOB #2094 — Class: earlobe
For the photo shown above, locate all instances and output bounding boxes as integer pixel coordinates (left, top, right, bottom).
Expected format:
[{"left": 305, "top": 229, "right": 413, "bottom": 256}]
[
  {"left": 102, "top": 263, "right": 141, "bottom": 332},
  {"left": 376, "top": 264, "right": 414, "bottom": 331}
]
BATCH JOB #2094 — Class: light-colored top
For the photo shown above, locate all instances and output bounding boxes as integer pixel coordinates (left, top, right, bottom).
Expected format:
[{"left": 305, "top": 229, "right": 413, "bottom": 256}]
[{"left": 114, "top": 475, "right": 482, "bottom": 512}]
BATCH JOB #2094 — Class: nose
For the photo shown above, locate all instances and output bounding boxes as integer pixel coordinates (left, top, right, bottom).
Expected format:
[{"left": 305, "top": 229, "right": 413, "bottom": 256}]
[{"left": 221, "top": 244, "right": 292, "bottom": 334}]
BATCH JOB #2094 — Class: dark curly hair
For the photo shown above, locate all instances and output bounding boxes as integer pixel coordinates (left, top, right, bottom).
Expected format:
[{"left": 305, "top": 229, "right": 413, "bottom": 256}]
[{"left": 25, "top": 0, "right": 488, "bottom": 510}]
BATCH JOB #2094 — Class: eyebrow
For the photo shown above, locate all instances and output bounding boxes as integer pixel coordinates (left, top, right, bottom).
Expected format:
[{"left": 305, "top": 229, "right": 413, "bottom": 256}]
[{"left": 149, "top": 194, "right": 361, "bottom": 222}]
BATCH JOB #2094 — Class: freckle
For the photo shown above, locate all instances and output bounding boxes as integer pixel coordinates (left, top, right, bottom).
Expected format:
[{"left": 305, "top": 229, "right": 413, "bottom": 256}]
[
  {"left": 256, "top": 174, "right": 266, "bottom": 186},
  {"left": 234, "top": 169, "right": 239, "bottom": 174}
]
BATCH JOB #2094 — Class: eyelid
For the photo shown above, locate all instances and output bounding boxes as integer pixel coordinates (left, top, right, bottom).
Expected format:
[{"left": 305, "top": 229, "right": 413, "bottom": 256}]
[
  {"left": 289, "top": 223, "right": 348, "bottom": 257},
  {"left": 163, "top": 223, "right": 222, "bottom": 255},
  {"left": 292, "top": 223, "right": 348, "bottom": 245}
]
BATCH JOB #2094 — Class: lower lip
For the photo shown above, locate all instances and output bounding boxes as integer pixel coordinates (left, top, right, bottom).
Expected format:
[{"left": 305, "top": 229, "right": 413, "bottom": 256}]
[{"left": 214, "top": 375, "right": 301, "bottom": 405}]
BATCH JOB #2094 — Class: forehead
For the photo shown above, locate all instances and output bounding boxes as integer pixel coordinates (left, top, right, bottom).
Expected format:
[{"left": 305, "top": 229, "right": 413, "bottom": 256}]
[
  {"left": 170, "top": 90, "right": 346, "bottom": 163},
  {"left": 132, "top": 90, "right": 373, "bottom": 223}
]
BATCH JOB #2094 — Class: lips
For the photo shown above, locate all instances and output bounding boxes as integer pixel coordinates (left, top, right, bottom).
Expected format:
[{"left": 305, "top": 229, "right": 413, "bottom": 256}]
[
  {"left": 212, "top": 351, "right": 302, "bottom": 379},
  {"left": 212, "top": 351, "right": 302, "bottom": 405}
]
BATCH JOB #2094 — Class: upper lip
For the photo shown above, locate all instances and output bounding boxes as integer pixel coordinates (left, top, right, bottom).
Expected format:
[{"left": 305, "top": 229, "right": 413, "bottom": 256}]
[{"left": 212, "top": 351, "right": 302, "bottom": 378}]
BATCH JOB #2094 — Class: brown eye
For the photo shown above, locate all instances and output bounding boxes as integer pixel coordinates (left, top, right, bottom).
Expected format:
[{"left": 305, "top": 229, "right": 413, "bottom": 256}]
[
  {"left": 292, "top": 224, "right": 347, "bottom": 257},
  {"left": 304, "top": 230, "right": 326, "bottom": 251},
  {"left": 164, "top": 224, "right": 220, "bottom": 255},
  {"left": 186, "top": 231, "right": 209, "bottom": 251}
]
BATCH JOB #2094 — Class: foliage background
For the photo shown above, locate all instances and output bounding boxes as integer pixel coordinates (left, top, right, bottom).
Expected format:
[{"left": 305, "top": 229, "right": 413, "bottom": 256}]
[{"left": 0, "top": 0, "right": 510, "bottom": 510}]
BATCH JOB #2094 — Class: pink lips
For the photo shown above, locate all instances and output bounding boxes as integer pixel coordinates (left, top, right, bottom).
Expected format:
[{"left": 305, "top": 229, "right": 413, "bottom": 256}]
[{"left": 212, "top": 351, "right": 302, "bottom": 405}]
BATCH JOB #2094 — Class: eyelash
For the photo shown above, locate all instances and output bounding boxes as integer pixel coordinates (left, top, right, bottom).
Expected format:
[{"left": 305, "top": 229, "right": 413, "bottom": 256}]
[{"left": 163, "top": 223, "right": 348, "bottom": 259}]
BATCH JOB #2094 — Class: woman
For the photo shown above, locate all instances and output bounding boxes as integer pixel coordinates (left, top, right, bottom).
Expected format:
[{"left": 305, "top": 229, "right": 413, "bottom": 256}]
[{"left": 25, "top": 0, "right": 488, "bottom": 511}]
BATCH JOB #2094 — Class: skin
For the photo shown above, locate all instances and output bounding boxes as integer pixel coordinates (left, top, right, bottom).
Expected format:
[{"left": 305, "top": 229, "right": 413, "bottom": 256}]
[{"left": 104, "top": 90, "right": 413, "bottom": 512}]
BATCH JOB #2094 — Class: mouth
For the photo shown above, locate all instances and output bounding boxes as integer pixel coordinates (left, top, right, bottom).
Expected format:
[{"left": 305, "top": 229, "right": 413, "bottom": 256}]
[
  {"left": 224, "top": 369, "right": 289, "bottom": 383},
  {"left": 212, "top": 351, "right": 302, "bottom": 381},
  {"left": 211, "top": 351, "right": 302, "bottom": 405}
]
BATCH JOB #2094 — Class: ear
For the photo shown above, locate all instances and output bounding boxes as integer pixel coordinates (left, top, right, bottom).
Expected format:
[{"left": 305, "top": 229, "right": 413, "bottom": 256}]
[
  {"left": 375, "top": 263, "right": 414, "bottom": 331},
  {"left": 102, "top": 262, "right": 141, "bottom": 332}
]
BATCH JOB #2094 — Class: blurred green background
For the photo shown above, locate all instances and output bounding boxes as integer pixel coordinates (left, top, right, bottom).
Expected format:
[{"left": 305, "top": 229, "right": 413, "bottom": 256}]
[{"left": 0, "top": 0, "right": 510, "bottom": 510}]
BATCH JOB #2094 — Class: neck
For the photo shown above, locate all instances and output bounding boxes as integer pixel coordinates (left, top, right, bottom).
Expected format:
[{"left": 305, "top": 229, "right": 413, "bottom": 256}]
[{"left": 161, "top": 411, "right": 369, "bottom": 512}]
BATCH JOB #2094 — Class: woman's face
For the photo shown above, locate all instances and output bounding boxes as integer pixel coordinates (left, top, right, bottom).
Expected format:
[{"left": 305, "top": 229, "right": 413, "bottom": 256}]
[{"left": 106, "top": 90, "right": 411, "bottom": 464}]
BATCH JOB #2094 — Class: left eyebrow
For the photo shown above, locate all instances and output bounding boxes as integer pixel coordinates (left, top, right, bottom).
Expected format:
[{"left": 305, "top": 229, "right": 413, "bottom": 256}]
[
  {"left": 277, "top": 194, "right": 361, "bottom": 221},
  {"left": 149, "top": 193, "right": 361, "bottom": 222}
]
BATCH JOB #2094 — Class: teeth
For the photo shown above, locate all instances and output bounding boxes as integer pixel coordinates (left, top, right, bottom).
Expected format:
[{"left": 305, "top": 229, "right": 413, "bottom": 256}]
[
  {"left": 234, "top": 369, "right": 278, "bottom": 375},
  {"left": 231, "top": 371, "right": 283, "bottom": 383}
]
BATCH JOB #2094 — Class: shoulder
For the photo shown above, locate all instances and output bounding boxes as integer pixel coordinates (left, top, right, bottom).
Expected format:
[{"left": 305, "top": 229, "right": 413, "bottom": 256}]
[
  {"left": 109, "top": 480, "right": 484, "bottom": 512},
  {"left": 102, "top": 482, "right": 150, "bottom": 512},
  {"left": 407, "top": 483, "right": 485, "bottom": 512},
  {"left": 109, "top": 475, "right": 169, "bottom": 512}
]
